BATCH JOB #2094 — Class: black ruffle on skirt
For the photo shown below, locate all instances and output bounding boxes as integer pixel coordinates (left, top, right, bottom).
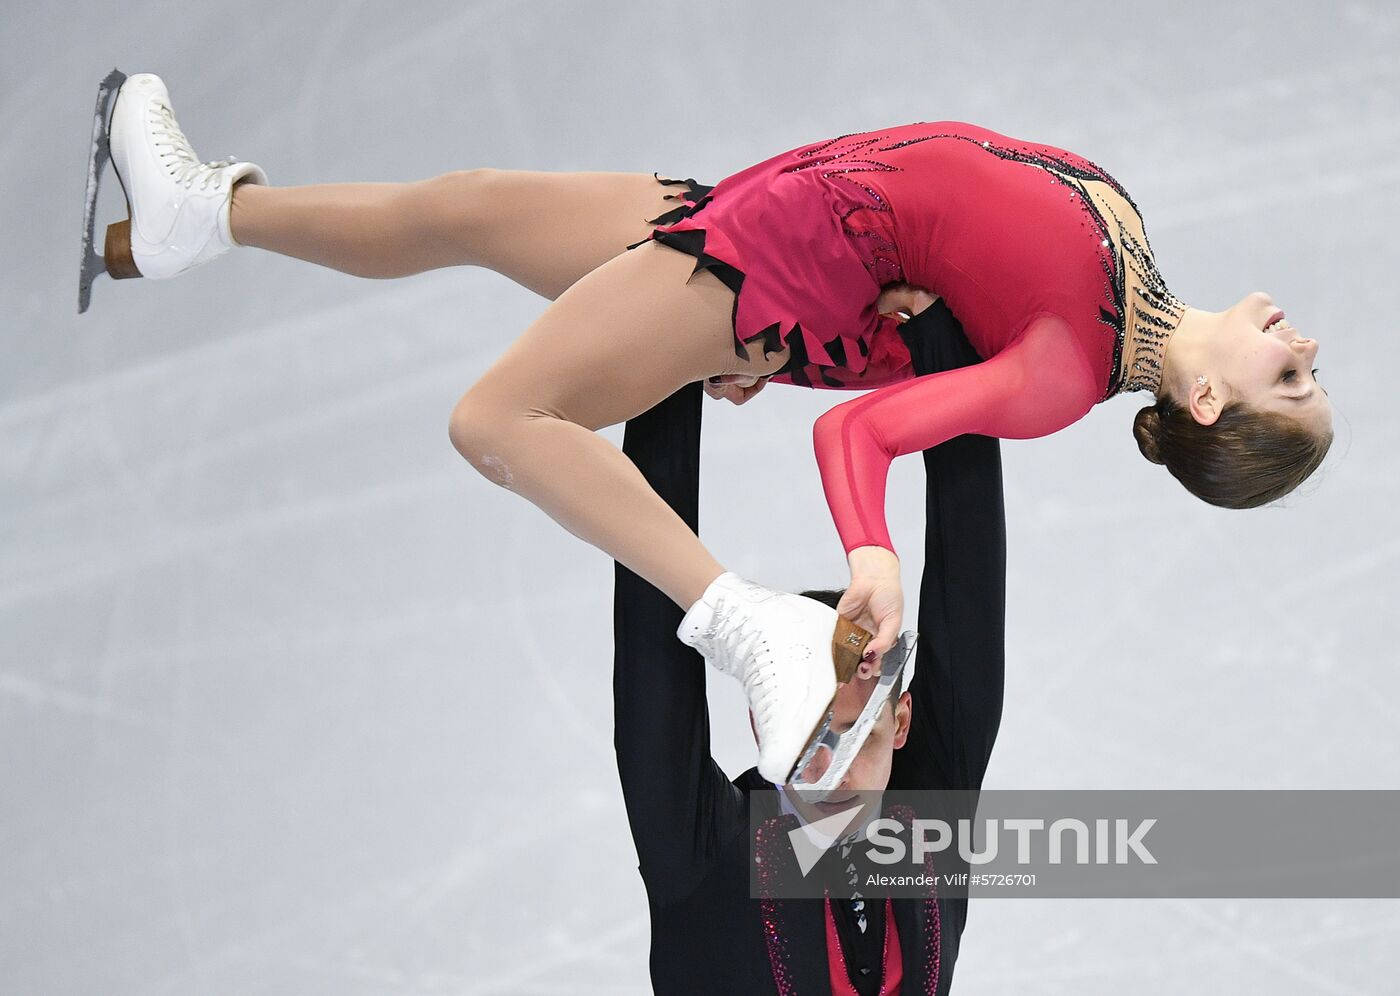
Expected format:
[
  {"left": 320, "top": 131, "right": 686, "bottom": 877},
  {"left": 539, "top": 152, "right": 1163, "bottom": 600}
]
[{"left": 627, "top": 172, "right": 811, "bottom": 382}]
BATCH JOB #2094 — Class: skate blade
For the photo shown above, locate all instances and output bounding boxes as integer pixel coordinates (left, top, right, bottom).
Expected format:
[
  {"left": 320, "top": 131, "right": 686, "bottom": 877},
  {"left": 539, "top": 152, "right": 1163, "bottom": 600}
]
[
  {"left": 78, "top": 67, "right": 127, "bottom": 314},
  {"left": 785, "top": 631, "right": 918, "bottom": 800}
]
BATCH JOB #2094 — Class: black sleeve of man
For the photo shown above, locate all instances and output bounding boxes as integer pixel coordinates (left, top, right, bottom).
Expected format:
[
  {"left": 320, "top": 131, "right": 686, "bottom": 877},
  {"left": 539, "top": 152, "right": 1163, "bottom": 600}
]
[
  {"left": 613, "top": 380, "right": 745, "bottom": 907},
  {"left": 889, "top": 301, "right": 1008, "bottom": 796}
]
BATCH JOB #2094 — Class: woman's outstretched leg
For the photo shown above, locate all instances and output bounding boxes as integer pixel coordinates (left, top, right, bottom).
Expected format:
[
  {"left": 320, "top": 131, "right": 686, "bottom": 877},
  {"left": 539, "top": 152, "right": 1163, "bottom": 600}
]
[
  {"left": 229, "top": 169, "right": 692, "bottom": 299},
  {"left": 94, "top": 74, "right": 692, "bottom": 307},
  {"left": 448, "top": 237, "right": 788, "bottom": 608}
]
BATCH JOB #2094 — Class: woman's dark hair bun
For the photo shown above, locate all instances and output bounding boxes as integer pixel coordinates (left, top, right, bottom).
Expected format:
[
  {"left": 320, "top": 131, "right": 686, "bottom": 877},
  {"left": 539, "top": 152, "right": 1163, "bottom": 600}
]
[
  {"left": 1131, "top": 394, "right": 1332, "bottom": 508},
  {"left": 1133, "top": 406, "right": 1165, "bottom": 465}
]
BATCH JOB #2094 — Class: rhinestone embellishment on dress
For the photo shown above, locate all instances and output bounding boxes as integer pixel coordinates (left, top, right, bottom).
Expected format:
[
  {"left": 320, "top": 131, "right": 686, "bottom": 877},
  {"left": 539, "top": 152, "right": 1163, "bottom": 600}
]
[{"left": 868, "top": 129, "right": 1185, "bottom": 398}]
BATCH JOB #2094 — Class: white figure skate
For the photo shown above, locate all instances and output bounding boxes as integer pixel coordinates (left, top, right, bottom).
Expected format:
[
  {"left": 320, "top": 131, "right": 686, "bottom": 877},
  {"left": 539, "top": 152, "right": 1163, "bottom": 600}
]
[
  {"left": 677, "top": 572, "right": 874, "bottom": 785},
  {"left": 77, "top": 69, "right": 267, "bottom": 312}
]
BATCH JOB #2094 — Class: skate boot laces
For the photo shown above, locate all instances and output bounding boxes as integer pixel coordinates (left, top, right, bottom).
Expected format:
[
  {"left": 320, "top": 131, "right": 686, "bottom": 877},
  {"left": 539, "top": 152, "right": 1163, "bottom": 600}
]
[
  {"left": 149, "top": 101, "right": 241, "bottom": 193},
  {"left": 707, "top": 593, "right": 794, "bottom": 727}
]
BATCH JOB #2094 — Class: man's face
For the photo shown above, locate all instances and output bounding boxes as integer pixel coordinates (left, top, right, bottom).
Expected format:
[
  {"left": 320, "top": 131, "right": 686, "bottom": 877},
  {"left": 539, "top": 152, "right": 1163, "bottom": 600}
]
[{"left": 766, "top": 661, "right": 913, "bottom": 827}]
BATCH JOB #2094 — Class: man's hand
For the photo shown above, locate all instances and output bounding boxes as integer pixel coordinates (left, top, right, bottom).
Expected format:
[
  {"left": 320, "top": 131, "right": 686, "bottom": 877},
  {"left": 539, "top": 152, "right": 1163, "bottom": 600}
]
[
  {"left": 704, "top": 374, "right": 769, "bottom": 405},
  {"left": 876, "top": 283, "right": 940, "bottom": 323}
]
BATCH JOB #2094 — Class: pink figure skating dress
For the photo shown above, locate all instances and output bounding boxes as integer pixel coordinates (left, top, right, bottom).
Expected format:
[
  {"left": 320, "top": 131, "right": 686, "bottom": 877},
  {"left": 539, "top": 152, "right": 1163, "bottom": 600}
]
[{"left": 627, "top": 121, "right": 1184, "bottom": 553}]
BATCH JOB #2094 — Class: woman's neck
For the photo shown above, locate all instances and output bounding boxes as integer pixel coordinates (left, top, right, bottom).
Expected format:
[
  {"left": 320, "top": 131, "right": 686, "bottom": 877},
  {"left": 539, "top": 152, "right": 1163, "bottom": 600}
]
[
  {"left": 1097, "top": 203, "right": 1187, "bottom": 397},
  {"left": 1119, "top": 246, "right": 1188, "bottom": 396},
  {"left": 1079, "top": 179, "right": 1186, "bottom": 397},
  {"left": 1157, "top": 306, "right": 1216, "bottom": 400}
]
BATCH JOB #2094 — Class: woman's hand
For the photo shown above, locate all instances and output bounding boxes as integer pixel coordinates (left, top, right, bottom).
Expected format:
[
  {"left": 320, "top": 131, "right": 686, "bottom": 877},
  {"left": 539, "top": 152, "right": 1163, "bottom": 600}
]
[
  {"left": 704, "top": 374, "right": 769, "bottom": 405},
  {"left": 876, "top": 283, "right": 940, "bottom": 324},
  {"left": 836, "top": 545, "right": 902, "bottom": 664}
]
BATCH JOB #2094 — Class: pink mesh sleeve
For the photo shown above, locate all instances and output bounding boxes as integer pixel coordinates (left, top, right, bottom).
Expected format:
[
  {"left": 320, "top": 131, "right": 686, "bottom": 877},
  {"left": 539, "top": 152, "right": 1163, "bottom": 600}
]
[{"left": 812, "top": 314, "right": 1102, "bottom": 554}]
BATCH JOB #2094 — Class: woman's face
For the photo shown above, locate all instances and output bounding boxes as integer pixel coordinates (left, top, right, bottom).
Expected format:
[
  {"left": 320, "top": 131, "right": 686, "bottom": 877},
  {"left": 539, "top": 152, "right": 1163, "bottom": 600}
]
[{"left": 1206, "top": 291, "right": 1331, "bottom": 436}]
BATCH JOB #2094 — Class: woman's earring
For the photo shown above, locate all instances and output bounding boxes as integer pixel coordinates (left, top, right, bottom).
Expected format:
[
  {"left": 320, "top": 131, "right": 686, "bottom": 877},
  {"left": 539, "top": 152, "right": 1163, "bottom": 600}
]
[{"left": 1196, "top": 375, "right": 1208, "bottom": 386}]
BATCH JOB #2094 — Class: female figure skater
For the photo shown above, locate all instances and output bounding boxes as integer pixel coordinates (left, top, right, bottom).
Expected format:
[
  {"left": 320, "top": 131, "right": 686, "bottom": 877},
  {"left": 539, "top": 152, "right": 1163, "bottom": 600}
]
[{"left": 85, "top": 72, "right": 1332, "bottom": 785}]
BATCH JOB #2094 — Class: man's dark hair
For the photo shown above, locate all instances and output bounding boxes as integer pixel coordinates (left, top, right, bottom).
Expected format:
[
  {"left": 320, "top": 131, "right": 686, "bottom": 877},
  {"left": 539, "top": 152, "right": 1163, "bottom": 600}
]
[{"left": 797, "top": 587, "right": 845, "bottom": 609}]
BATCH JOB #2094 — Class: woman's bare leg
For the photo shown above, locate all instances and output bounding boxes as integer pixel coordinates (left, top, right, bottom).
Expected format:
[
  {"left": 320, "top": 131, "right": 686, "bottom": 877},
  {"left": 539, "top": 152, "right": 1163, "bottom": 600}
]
[
  {"left": 228, "top": 166, "right": 777, "bottom": 606},
  {"left": 228, "top": 169, "right": 693, "bottom": 299},
  {"left": 448, "top": 238, "right": 789, "bottom": 609}
]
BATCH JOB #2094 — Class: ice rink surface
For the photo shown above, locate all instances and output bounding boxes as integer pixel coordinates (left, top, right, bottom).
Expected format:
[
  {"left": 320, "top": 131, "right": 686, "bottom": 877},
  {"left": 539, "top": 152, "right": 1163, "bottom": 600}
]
[{"left": 3, "top": 1, "right": 1398, "bottom": 992}]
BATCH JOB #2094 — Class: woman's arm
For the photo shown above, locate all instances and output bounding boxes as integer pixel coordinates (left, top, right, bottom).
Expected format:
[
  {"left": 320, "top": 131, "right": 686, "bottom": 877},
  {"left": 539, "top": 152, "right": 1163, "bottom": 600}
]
[
  {"left": 814, "top": 313, "right": 1099, "bottom": 553},
  {"left": 814, "top": 314, "right": 1100, "bottom": 650}
]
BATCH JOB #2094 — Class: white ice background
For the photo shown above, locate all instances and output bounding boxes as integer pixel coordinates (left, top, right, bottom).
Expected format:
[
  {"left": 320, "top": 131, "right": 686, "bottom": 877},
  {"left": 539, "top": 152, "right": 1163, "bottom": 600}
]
[{"left": 2, "top": 1, "right": 1397, "bottom": 993}]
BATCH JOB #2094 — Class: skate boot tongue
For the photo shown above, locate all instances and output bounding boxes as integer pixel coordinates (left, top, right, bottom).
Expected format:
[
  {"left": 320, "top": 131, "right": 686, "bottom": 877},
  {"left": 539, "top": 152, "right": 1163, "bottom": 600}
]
[
  {"left": 675, "top": 572, "right": 780, "bottom": 677},
  {"left": 150, "top": 100, "right": 245, "bottom": 191}
]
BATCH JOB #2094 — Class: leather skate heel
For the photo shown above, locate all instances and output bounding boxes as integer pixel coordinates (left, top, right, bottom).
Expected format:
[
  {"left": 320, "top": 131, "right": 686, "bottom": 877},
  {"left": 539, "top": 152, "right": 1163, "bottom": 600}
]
[
  {"left": 103, "top": 219, "right": 142, "bottom": 279},
  {"left": 831, "top": 616, "right": 873, "bottom": 684}
]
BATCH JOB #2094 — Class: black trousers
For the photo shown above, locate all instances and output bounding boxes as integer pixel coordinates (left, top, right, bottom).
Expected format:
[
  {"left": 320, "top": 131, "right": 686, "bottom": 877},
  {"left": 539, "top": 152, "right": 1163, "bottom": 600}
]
[{"left": 613, "top": 301, "right": 1007, "bottom": 994}]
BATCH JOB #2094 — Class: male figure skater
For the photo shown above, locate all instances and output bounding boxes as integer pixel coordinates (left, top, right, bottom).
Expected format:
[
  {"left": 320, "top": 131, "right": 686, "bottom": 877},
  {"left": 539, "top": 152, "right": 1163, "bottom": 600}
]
[{"left": 613, "top": 302, "right": 1008, "bottom": 994}]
